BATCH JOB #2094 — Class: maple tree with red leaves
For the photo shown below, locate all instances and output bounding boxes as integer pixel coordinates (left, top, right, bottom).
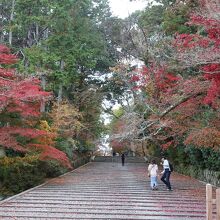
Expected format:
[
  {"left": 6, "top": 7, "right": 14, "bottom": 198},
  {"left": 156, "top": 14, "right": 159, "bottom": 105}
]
[
  {"left": 159, "top": 0, "right": 220, "bottom": 151},
  {"left": 174, "top": 0, "right": 220, "bottom": 106},
  {"left": 110, "top": 0, "right": 220, "bottom": 155},
  {"left": 0, "top": 45, "right": 72, "bottom": 168},
  {"left": 110, "top": 140, "right": 127, "bottom": 154}
]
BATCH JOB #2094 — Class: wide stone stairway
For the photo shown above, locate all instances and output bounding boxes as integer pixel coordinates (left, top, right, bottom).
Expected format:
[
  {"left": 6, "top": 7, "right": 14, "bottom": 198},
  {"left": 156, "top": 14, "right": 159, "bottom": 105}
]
[{"left": 0, "top": 157, "right": 208, "bottom": 219}]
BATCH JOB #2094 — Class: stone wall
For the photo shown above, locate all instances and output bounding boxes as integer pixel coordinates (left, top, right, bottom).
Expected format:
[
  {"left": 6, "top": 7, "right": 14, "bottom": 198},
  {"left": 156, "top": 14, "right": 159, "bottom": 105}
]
[{"left": 176, "top": 165, "right": 220, "bottom": 187}]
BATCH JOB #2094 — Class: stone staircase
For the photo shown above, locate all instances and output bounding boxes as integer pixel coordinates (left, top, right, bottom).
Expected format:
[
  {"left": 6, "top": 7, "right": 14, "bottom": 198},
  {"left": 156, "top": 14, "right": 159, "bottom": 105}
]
[
  {"left": 93, "top": 156, "right": 146, "bottom": 163},
  {"left": 0, "top": 162, "right": 209, "bottom": 219}
]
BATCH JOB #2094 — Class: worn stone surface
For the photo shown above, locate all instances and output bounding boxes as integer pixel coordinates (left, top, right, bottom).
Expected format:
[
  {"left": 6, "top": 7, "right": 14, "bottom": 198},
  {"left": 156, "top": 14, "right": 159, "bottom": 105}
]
[
  {"left": 93, "top": 156, "right": 145, "bottom": 163},
  {"left": 0, "top": 161, "right": 212, "bottom": 219}
]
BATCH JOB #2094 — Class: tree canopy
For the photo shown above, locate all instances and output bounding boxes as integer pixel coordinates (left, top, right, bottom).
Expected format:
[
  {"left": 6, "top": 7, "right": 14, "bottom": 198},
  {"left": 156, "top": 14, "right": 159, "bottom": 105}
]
[{"left": 108, "top": 0, "right": 220, "bottom": 170}]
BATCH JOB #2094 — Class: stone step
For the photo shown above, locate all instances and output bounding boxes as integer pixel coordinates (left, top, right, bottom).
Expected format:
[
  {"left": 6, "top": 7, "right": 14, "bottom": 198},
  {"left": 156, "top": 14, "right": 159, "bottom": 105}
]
[
  {"left": 6, "top": 199, "right": 205, "bottom": 208},
  {"left": 0, "top": 214, "right": 207, "bottom": 219},
  {"left": 17, "top": 194, "right": 205, "bottom": 203},
  {"left": 0, "top": 206, "right": 206, "bottom": 214},
  {"left": 22, "top": 192, "right": 205, "bottom": 200},
  {"left": 0, "top": 162, "right": 210, "bottom": 219},
  {"left": 13, "top": 199, "right": 204, "bottom": 206},
  {"left": 2, "top": 203, "right": 205, "bottom": 210},
  {"left": 0, "top": 210, "right": 206, "bottom": 219},
  {"left": 93, "top": 156, "right": 145, "bottom": 163}
]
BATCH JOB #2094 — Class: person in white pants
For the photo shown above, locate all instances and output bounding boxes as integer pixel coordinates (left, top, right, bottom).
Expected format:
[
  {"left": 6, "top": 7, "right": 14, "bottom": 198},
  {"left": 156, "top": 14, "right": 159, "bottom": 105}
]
[{"left": 148, "top": 160, "right": 158, "bottom": 190}]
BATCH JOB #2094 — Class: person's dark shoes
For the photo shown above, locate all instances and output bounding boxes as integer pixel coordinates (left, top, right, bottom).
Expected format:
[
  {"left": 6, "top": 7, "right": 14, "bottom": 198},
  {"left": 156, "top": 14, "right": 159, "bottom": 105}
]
[{"left": 167, "top": 188, "right": 173, "bottom": 191}]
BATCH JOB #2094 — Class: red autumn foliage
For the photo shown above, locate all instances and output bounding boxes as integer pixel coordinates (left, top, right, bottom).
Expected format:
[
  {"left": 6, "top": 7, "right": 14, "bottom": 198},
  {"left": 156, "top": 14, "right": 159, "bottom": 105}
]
[
  {"left": 0, "top": 45, "right": 72, "bottom": 168},
  {"left": 30, "top": 144, "right": 72, "bottom": 168},
  {"left": 184, "top": 127, "right": 220, "bottom": 150},
  {"left": 111, "top": 1, "right": 220, "bottom": 152},
  {"left": 174, "top": 2, "right": 220, "bottom": 106},
  {"left": 161, "top": 141, "right": 174, "bottom": 150},
  {"left": 174, "top": 0, "right": 220, "bottom": 149},
  {"left": 130, "top": 75, "right": 140, "bottom": 82},
  {"left": 0, "top": 45, "right": 51, "bottom": 113},
  {"left": 0, "top": 45, "right": 18, "bottom": 64},
  {"left": 0, "top": 130, "right": 28, "bottom": 152},
  {"left": 110, "top": 139, "right": 128, "bottom": 153},
  {"left": 139, "top": 64, "right": 180, "bottom": 92}
]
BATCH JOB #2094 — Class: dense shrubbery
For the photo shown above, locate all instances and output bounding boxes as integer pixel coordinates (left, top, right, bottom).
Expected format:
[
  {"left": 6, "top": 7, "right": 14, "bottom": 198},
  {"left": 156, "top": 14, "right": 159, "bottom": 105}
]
[
  {"left": 0, "top": 156, "right": 45, "bottom": 195},
  {"left": 0, "top": 132, "right": 92, "bottom": 196},
  {"left": 0, "top": 135, "right": 92, "bottom": 196},
  {"left": 55, "top": 137, "right": 75, "bottom": 160},
  {"left": 163, "top": 145, "right": 220, "bottom": 172},
  {"left": 162, "top": 146, "right": 220, "bottom": 186},
  {"left": 148, "top": 141, "right": 220, "bottom": 173},
  {"left": 39, "top": 160, "right": 68, "bottom": 178}
]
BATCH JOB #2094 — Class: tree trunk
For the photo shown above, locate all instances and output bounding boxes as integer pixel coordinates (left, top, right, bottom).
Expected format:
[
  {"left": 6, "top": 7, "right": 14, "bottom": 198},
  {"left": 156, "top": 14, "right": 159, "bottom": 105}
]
[
  {"left": 9, "top": 0, "right": 15, "bottom": 45},
  {"left": 43, "top": 28, "right": 49, "bottom": 39},
  {"left": 40, "top": 74, "right": 46, "bottom": 112},
  {"left": 58, "top": 84, "right": 63, "bottom": 104},
  {"left": 0, "top": 147, "right": 6, "bottom": 158},
  {"left": 35, "top": 23, "right": 39, "bottom": 45},
  {"left": 57, "top": 60, "right": 65, "bottom": 104},
  {"left": 141, "top": 141, "right": 146, "bottom": 156}
]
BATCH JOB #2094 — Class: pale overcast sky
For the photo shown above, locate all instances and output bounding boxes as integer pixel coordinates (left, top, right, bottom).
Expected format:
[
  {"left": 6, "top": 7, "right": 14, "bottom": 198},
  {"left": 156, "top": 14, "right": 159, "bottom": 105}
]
[{"left": 109, "top": 0, "right": 148, "bottom": 18}]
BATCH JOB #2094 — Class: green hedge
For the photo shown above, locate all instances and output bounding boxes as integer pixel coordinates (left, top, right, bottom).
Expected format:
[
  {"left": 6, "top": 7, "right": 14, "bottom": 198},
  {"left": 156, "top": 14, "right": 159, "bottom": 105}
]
[
  {"left": 39, "top": 160, "right": 68, "bottom": 177},
  {"left": 0, "top": 156, "right": 45, "bottom": 195},
  {"left": 149, "top": 144, "right": 220, "bottom": 172},
  {"left": 0, "top": 156, "right": 69, "bottom": 196},
  {"left": 166, "top": 146, "right": 220, "bottom": 171}
]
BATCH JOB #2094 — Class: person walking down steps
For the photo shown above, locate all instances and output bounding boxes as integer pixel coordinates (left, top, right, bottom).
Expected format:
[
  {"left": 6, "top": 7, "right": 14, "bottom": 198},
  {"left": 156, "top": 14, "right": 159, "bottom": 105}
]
[
  {"left": 121, "top": 153, "right": 125, "bottom": 166},
  {"left": 148, "top": 160, "right": 158, "bottom": 190},
  {"left": 160, "top": 157, "right": 173, "bottom": 191}
]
